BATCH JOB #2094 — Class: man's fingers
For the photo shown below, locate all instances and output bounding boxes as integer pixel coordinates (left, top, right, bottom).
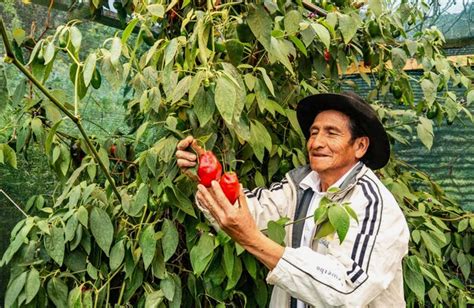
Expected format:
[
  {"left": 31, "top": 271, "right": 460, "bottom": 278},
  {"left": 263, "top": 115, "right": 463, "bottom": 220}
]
[
  {"left": 176, "top": 150, "right": 197, "bottom": 162},
  {"left": 176, "top": 136, "right": 194, "bottom": 151},
  {"left": 177, "top": 159, "right": 196, "bottom": 168},
  {"left": 191, "top": 140, "right": 205, "bottom": 157},
  {"left": 210, "top": 180, "right": 233, "bottom": 210},
  {"left": 197, "top": 184, "right": 225, "bottom": 218}
]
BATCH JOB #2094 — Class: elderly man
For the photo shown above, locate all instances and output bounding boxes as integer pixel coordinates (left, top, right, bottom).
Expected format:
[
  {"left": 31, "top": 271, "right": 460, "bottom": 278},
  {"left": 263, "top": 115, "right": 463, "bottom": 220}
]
[{"left": 176, "top": 92, "right": 409, "bottom": 307}]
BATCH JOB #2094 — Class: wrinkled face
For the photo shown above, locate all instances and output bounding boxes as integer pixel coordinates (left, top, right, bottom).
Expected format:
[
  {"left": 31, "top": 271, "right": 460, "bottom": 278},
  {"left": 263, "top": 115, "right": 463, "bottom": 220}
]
[{"left": 307, "top": 110, "right": 368, "bottom": 178}]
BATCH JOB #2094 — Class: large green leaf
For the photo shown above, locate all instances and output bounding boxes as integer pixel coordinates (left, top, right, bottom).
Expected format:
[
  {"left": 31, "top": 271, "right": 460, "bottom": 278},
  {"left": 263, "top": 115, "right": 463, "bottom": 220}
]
[
  {"left": 215, "top": 75, "right": 236, "bottom": 124},
  {"left": 162, "top": 219, "right": 179, "bottom": 262},
  {"left": 0, "top": 143, "right": 17, "bottom": 168},
  {"left": 44, "top": 225, "right": 65, "bottom": 265},
  {"left": 416, "top": 117, "right": 434, "bottom": 150},
  {"left": 190, "top": 233, "right": 215, "bottom": 276},
  {"left": 193, "top": 86, "right": 215, "bottom": 127},
  {"left": 109, "top": 240, "right": 125, "bottom": 272},
  {"left": 140, "top": 224, "right": 157, "bottom": 270},
  {"left": 47, "top": 277, "right": 68, "bottom": 308},
  {"left": 25, "top": 268, "right": 40, "bottom": 304},
  {"left": 328, "top": 205, "right": 350, "bottom": 244},
  {"left": 124, "top": 183, "right": 148, "bottom": 216},
  {"left": 4, "top": 271, "right": 27, "bottom": 308},
  {"left": 90, "top": 207, "right": 114, "bottom": 256},
  {"left": 338, "top": 13, "right": 361, "bottom": 44},
  {"left": 247, "top": 4, "right": 272, "bottom": 50}
]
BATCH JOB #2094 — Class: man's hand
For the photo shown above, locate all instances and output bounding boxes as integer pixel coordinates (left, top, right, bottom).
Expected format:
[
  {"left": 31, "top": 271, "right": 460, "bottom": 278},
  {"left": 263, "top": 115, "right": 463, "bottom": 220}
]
[
  {"left": 176, "top": 136, "right": 204, "bottom": 180},
  {"left": 196, "top": 181, "right": 284, "bottom": 270}
]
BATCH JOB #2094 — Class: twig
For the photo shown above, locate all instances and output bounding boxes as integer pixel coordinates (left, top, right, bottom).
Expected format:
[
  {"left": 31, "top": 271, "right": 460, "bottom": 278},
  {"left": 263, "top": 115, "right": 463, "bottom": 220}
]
[{"left": 0, "top": 189, "right": 28, "bottom": 218}]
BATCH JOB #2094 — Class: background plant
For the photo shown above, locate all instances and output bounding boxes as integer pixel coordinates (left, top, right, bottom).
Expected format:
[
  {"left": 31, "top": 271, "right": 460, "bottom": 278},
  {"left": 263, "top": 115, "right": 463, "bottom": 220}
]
[{"left": 0, "top": 0, "right": 473, "bottom": 307}]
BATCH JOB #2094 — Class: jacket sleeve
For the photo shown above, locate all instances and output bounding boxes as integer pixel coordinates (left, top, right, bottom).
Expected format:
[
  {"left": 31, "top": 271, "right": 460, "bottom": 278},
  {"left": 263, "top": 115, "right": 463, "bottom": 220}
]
[
  {"left": 197, "top": 176, "right": 295, "bottom": 231},
  {"left": 266, "top": 178, "right": 410, "bottom": 307}
]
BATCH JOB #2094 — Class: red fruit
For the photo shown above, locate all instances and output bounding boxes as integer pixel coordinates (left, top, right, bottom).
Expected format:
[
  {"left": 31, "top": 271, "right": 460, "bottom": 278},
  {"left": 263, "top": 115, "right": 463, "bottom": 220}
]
[
  {"left": 197, "top": 151, "right": 222, "bottom": 187},
  {"left": 219, "top": 172, "right": 240, "bottom": 204},
  {"left": 324, "top": 49, "right": 331, "bottom": 62},
  {"left": 110, "top": 144, "right": 117, "bottom": 157}
]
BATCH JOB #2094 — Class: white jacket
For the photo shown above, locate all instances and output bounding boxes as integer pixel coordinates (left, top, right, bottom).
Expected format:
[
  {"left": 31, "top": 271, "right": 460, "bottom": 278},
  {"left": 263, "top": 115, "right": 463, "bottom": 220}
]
[{"left": 241, "top": 163, "right": 410, "bottom": 307}]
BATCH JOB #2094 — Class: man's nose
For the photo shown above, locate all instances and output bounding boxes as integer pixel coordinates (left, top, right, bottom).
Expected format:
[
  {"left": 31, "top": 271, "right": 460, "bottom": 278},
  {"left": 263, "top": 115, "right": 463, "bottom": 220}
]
[{"left": 308, "top": 134, "right": 325, "bottom": 149}]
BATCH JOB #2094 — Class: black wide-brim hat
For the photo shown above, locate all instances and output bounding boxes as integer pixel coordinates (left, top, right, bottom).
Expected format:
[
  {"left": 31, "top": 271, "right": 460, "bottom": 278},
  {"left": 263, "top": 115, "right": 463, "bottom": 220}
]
[{"left": 297, "top": 92, "right": 390, "bottom": 170}]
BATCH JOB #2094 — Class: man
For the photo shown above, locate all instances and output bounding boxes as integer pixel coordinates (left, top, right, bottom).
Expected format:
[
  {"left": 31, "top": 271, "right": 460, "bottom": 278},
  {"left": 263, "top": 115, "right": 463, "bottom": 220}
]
[{"left": 176, "top": 92, "right": 410, "bottom": 307}]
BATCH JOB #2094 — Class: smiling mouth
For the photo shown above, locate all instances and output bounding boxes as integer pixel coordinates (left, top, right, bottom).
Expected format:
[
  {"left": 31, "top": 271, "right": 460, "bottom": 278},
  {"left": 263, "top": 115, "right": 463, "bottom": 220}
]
[{"left": 311, "top": 153, "right": 331, "bottom": 158}]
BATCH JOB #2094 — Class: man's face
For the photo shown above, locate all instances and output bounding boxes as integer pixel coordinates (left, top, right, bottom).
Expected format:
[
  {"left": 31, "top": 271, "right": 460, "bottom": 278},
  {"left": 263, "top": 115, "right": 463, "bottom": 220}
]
[{"left": 306, "top": 110, "right": 367, "bottom": 178}]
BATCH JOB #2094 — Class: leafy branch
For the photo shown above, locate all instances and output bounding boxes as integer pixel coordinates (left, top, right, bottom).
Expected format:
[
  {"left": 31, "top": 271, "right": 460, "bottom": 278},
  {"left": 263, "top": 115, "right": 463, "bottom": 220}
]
[{"left": 0, "top": 17, "right": 121, "bottom": 202}]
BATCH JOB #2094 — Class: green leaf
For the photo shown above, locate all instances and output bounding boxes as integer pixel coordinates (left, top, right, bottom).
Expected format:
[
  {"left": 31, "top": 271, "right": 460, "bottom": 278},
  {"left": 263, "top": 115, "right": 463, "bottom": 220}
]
[
  {"left": 172, "top": 75, "right": 192, "bottom": 104},
  {"left": 25, "top": 268, "right": 40, "bottom": 304},
  {"left": 416, "top": 117, "right": 434, "bottom": 150},
  {"left": 189, "top": 233, "right": 215, "bottom": 276},
  {"left": 162, "top": 219, "right": 179, "bottom": 262},
  {"left": 249, "top": 120, "right": 272, "bottom": 162},
  {"left": 458, "top": 218, "right": 468, "bottom": 232},
  {"left": 267, "top": 220, "right": 286, "bottom": 244},
  {"left": 226, "top": 255, "right": 242, "bottom": 291},
  {"left": 70, "top": 26, "right": 82, "bottom": 50},
  {"left": 90, "top": 207, "right": 114, "bottom": 256},
  {"left": 289, "top": 35, "right": 307, "bottom": 56},
  {"left": 65, "top": 215, "right": 78, "bottom": 242},
  {"left": 122, "top": 18, "right": 139, "bottom": 44},
  {"left": 140, "top": 224, "right": 157, "bottom": 270},
  {"left": 223, "top": 243, "right": 235, "bottom": 279},
  {"left": 193, "top": 86, "right": 215, "bottom": 127},
  {"left": 243, "top": 253, "right": 257, "bottom": 280},
  {"left": 148, "top": 4, "right": 165, "bottom": 18},
  {"left": 76, "top": 206, "right": 88, "bottom": 228},
  {"left": 225, "top": 40, "right": 244, "bottom": 66},
  {"left": 68, "top": 286, "right": 82, "bottom": 308},
  {"left": 12, "top": 28, "right": 26, "bottom": 45},
  {"left": 169, "top": 274, "right": 182, "bottom": 308},
  {"left": 247, "top": 4, "right": 272, "bottom": 51},
  {"left": 338, "top": 14, "right": 361, "bottom": 44},
  {"left": 165, "top": 185, "right": 196, "bottom": 217},
  {"left": 314, "top": 206, "right": 328, "bottom": 224},
  {"left": 257, "top": 68, "right": 275, "bottom": 97},
  {"left": 83, "top": 53, "right": 97, "bottom": 87},
  {"left": 369, "top": 0, "right": 383, "bottom": 17},
  {"left": 0, "top": 143, "right": 17, "bottom": 168},
  {"left": 344, "top": 204, "right": 359, "bottom": 224},
  {"left": 124, "top": 183, "right": 148, "bottom": 217},
  {"left": 145, "top": 290, "right": 164, "bottom": 308},
  {"left": 5, "top": 271, "right": 27, "bottom": 308},
  {"left": 44, "top": 225, "right": 65, "bottom": 265},
  {"left": 315, "top": 221, "right": 336, "bottom": 240},
  {"left": 160, "top": 276, "right": 175, "bottom": 301},
  {"left": 311, "top": 23, "right": 330, "bottom": 49},
  {"left": 456, "top": 252, "right": 470, "bottom": 281},
  {"left": 110, "top": 37, "right": 122, "bottom": 66},
  {"left": 404, "top": 257, "right": 425, "bottom": 301},
  {"left": 109, "top": 240, "right": 125, "bottom": 272},
  {"left": 391, "top": 48, "right": 407, "bottom": 70},
  {"left": 328, "top": 206, "right": 350, "bottom": 244},
  {"left": 284, "top": 10, "right": 302, "bottom": 35},
  {"left": 47, "top": 277, "right": 68, "bottom": 308},
  {"left": 215, "top": 75, "right": 236, "bottom": 124},
  {"left": 164, "top": 38, "right": 178, "bottom": 66},
  {"left": 44, "top": 41, "right": 55, "bottom": 64}
]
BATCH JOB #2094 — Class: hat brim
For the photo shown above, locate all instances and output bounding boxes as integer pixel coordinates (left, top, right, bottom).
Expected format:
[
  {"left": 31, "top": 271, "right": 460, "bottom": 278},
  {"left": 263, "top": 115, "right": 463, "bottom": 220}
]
[{"left": 297, "top": 93, "right": 390, "bottom": 170}]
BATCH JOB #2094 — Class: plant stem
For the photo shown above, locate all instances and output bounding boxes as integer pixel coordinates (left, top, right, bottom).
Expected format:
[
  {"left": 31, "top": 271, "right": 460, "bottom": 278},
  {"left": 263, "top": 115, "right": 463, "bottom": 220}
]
[
  {"left": 0, "top": 18, "right": 122, "bottom": 202},
  {"left": 260, "top": 214, "right": 314, "bottom": 233}
]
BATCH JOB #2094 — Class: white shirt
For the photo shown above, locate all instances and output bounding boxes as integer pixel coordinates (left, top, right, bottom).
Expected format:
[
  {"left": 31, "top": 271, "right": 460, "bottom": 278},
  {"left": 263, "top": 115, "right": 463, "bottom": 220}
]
[{"left": 296, "top": 162, "right": 362, "bottom": 308}]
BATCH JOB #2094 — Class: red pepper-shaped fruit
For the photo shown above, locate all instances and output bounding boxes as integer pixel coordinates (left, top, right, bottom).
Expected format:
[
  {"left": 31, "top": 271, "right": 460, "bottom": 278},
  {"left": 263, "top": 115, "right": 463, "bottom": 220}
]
[
  {"left": 197, "top": 151, "right": 222, "bottom": 187},
  {"left": 219, "top": 172, "right": 240, "bottom": 204},
  {"left": 324, "top": 49, "right": 331, "bottom": 62}
]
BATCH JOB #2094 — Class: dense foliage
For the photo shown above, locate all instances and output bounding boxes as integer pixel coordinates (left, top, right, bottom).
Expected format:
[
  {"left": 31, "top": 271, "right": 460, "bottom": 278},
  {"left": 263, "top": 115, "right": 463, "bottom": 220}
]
[{"left": 1, "top": 0, "right": 473, "bottom": 307}]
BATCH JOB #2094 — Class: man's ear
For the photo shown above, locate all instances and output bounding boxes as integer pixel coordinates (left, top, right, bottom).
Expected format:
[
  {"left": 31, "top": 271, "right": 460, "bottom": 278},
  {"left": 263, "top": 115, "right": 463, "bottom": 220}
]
[{"left": 354, "top": 136, "right": 369, "bottom": 159}]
